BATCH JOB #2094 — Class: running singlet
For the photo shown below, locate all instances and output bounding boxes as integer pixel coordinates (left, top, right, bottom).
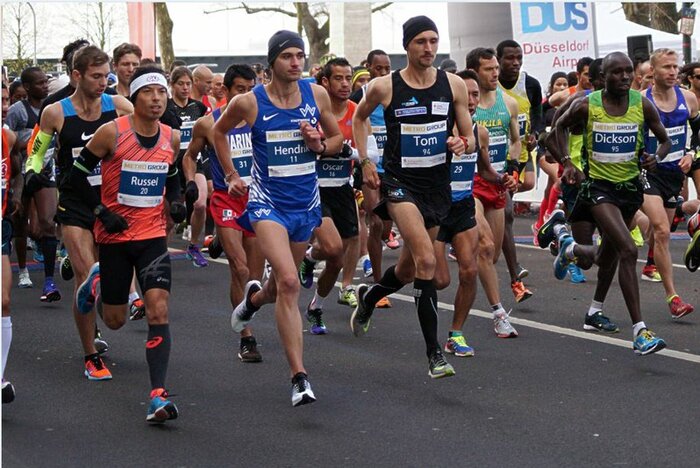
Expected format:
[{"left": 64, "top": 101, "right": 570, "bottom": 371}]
[
  {"left": 170, "top": 99, "right": 207, "bottom": 155},
  {"left": 360, "top": 84, "right": 387, "bottom": 173},
  {"left": 249, "top": 80, "right": 320, "bottom": 212},
  {"left": 57, "top": 94, "right": 117, "bottom": 187},
  {"left": 317, "top": 100, "right": 355, "bottom": 188},
  {"left": 383, "top": 69, "right": 455, "bottom": 191},
  {"left": 644, "top": 85, "right": 690, "bottom": 171},
  {"left": 2, "top": 129, "right": 11, "bottom": 217},
  {"left": 210, "top": 107, "right": 253, "bottom": 191},
  {"left": 568, "top": 89, "right": 593, "bottom": 171},
  {"left": 500, "top": 71, "right": 530, "bottom": 163},
  {"left": 450, "top": 123, "right": 478, "bottom": 202},
  {"left": 585, "top": 90, "right": 644, "bottom": 182},
  {"left": 473, "top": 88, "right": 511, "bottom": 174},
  {"left": 95, "top": 116, "right": 174, "bottom": 244}
]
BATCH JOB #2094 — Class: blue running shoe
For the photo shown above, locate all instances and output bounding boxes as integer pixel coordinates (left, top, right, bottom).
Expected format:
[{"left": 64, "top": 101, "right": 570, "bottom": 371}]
[
  {"left": 186, "top": 244, "right": 208, "bottom": 268},
  {"left": 306, "top": 307, "right": 327, "bottom": 335},
  {"left": 76, "top": 263, "right": 100, "bottom": 314},
  {"left": 537, "top": 209, "right": 567, "bottom": 249},
  {"left": 33, "top": 248, "right": 44, "bottom": 263},
  {"left": 362, "top": 257, "right": 373, "bottom": 278},
  {"left": 568, "top": 263, "right": 586, "bottom": 283},
  {"left": 146, "top": 388, "right": 178, "bottom": 423},
  {"left": 444, "top": 334, "right": 475, "bottom": 357},
  {"left": 40, "top": 278, "right": 61, "bottom": 302},
  {"left": 298, "top": 257, "right": 315, "bottom": 289},
  {"left": 633, "top": 329, "right": 666, "bottom": 356},
  {"left": 554, "top": 235, "right": 574, "bottom": 280}
]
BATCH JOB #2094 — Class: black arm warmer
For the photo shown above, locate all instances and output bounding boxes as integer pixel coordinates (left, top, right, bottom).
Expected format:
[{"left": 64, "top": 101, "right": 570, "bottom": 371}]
[
  {"left": 66, "top": 147, "right": 102, "bottom": 209},
  {"left": 689, "top": 113, "right": 700, "bottom": 149},
  {"left": 165, "top": 164, "right": 181, "bottom": 204}
]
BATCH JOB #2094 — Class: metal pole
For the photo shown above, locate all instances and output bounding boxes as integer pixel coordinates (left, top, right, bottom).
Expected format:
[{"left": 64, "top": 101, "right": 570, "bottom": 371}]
[
  {"left": 683, "top": 2, "right": 693, "bottom": 64},
  {"left": 25, "top": 2, "right": 36, "bottom": 65}
]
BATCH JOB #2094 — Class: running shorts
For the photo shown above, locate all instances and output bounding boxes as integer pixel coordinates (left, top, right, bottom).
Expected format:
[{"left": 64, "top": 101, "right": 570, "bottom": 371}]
[
  {"left": 436, "top": 196, "right": 477, "bottom": 243},
  {"left": 320, "top": 184, "right": 359, "bottom": 239}
]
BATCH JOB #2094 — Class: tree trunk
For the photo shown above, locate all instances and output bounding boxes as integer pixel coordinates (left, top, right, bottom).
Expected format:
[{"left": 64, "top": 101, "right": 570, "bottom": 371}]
[
  {"left": 622, "top": 3, "right": 680, "bottom": 34},
  {"left": 154, "top": 3, "right": 174, "bottom": 71},
  {"left": 294, "top": 2, "right": 328, "bottom": 65}
]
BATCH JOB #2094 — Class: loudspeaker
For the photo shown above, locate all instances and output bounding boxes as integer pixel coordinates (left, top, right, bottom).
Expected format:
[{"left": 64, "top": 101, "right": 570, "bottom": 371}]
[{"left": 627, "top": 35, "right": 653, "bottom": 62}]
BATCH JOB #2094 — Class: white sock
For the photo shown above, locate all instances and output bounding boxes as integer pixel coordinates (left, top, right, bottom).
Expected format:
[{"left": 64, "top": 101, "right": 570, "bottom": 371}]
[
  {"left": 632, "top": 321, "right": 646, "bottom": 337},
  {"left": 2, "top": 317, "right": 12, "bottom": 381},
  {"left": 491, "top": 303, "right": 506, "bottom": 318},
  {"left": 588, "top": 300, "right": 604, "bottom": 317},
  {"left": 128, "top": 292, "right": 140, "bottom": 303},
  {"left": 565, "top": 242, "right": 577, "bottom": 260},
  {"left": 310, "top": 289, "right": 326, "bottom": 310},
  {"left": 306, "top": 247, "right": 318, "bottom": 263}
]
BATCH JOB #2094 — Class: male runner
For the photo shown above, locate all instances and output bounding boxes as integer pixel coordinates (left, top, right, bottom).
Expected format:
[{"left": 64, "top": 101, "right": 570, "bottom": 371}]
[
  {"left": 72, "top": 65, "right": 185, "bottom": 422},
  {"left": 467, "top": 47, "right": 523, "bottom": 336},
  {"left": 25, "top": 46, "right": 133, "bottom": 379},
  {"left": 434, "top": 69, "right": 516, "bottom": 356},
  {"left": 183, "top": 63, "right": 264, "bottom": 361},
  {"left": 192, "top": 65, "right": 215, "bottom": 113},
  {"left": 111, "top": 43, "right": 142, "bottom": 98},
  {"left": 351, "top": 16, "right": 476, "bottom": 378},
  {"left": 211, "top": 74, "right": 227, "bottom": 108},
  {"left": 540, "top": 52, "right": 670, "bottom": 355},
  {"left": 632, "top": 58, "right": 652, "bottom": 91},
  {"left": 216, "top": 30, "right": 343, "bottom": 406},
  {"left": 549, "top": 57, "right": 594, "bottom": 107}
]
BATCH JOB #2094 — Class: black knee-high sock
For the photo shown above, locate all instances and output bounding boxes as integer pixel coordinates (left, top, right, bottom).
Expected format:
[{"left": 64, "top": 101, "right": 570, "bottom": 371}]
[
  {"left": 41, "top": 236, "right": 58, "bottom": 279},
  {"left": 413, "top": 278, "right": 440, "bottom": 356},
  {"left": 146, "top": 324, "right": 171, "bottom": 389},
  {"left": 364, "top": 265, "right": 405, "bottom": 308}
]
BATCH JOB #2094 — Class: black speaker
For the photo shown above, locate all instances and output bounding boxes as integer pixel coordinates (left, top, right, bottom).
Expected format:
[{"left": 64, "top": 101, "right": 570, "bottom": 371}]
[{"left": 627, "top": 35, "right": 653, "bottom": 62}]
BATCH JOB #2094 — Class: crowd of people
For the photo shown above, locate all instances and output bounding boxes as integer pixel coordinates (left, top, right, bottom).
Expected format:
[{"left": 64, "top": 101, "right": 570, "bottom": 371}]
[{"left": 2, "top": 15, "right": 699, "bottom": 422}]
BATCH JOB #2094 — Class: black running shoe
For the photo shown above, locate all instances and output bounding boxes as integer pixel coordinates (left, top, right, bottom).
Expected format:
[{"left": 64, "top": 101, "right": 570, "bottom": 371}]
[
  {"left": 428, "top": 350, "right": 455, "bottom": 379},
  {"left": 537, "top": 209, "right": 567, "bottom": 249},
  {"left": 208, "top": 236, "right": 223, "bottom": 259},
  {"left": 2, "top": 381, "right": 15, "bottom": 404},
  {"left": 291, "top": 372, "right": 316, "bottom": 407},
  {"left": 238, "top": 336, "right": 263, "bottom": 363}
]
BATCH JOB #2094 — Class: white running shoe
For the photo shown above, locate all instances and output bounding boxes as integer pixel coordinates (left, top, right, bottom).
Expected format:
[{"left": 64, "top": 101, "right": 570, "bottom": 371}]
[
  {"left": 18, "top": 270, "right": 33, "bottom": 289},
  {"left": 494, "top": 310, "right": 518, "bottom": 338}
]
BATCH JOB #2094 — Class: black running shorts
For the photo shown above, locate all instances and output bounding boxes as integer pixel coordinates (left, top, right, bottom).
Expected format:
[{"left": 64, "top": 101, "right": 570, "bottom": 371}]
[
  {"left": 569, "top": 177, "right": 643, "bottom": 224},
  {"left": 320, "top": 184, "right": 359, "bottom": 239},
  {"left": 643, "top": 167, "right": 685, "bottom": 208},
  {"left": 375, "top": 175, "right": 451, "bottom": 229},
  {"left": 436, "top": 196, "right": 477, "bottom": 243}
]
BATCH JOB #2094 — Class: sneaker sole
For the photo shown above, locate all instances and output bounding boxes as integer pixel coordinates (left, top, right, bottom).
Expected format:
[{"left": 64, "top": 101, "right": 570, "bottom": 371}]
[
  {"left": 444, "top": 346, "right": 475, "bottom": 357},
  {"left": 428, "top": 368, "right": 456, "bottom": 379},
  {"left": 634, "top": 341, "right": 667, "bottom": 356},
  {"left": 516, "top": 269, "right": 529, "bottom": 280},
  {"left": 40, "top": 291, "right": 62, "bottom": 302},
  {"left": 309, "top": 328, "right": 328, "bottom": 335},
  {"left": 238, "top": 353, "right": 263, "bottom": 363},
  {"left": 671, "top": 308, "right": 694, "bottom": 320},
  {"left": 84, "top": 370, "right": 112, "bottom": 381},
  {"left": 350, "top": 308, "right": 369, "bottom": 337},
  {"left": 147, "top": 403, "right": 178, "bottom": 423},
  {"left": 292, "top": 392, "right": 317, "bottom": 407},
  {"left": 496, "top": 332, "right": 518, "bottom": 339},
  {"left": 18, "top": 283, "right": 33, "bottom": 289},
  {"left": 640, "top": 275, "right": 662, "bottom": 282},
  {"left": 582, "top": 324, "right": 620, "bottom": 333}
]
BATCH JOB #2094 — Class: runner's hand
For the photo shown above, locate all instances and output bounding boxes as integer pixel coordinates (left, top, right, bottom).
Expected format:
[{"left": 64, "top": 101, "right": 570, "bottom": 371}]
[
  {"left": 526, "top": 134, "right": 537, "bottom": 152},
  {"left": 641, "top": 151, "right": 657, "bottom": 172},
  {"left": 679, "top": 153, "right": 693, "bottom": 174},
  {"left": 561, "top": 162, "right": 584, "bottom": 186},
  {"left": 97, "top": 206, "right": 128, "bottom": 233},
  {"left": 447, "top": 136, "right": 465, "bottom": 156},
  {"left": 362, "top": 161, "right": 380, "bottom": 190},
  {"left": 300, "top": 121, "right": 324, "bottom": 153},
  {"left": 227, "top": 175, "right": 247, "bottom": 198},
  {"left": 185, "top": 181, "right": 199, "bottom": 208},
  {"left": 169, "top": 201, "right": 187, "bottom": 223},
  {"left": 501, "top": 174, "right": 517, "bottom": 192}
]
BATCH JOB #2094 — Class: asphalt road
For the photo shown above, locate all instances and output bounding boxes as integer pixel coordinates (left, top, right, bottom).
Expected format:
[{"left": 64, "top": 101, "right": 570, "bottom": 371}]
[{"left": 2, "top": 215, "right": 699, "bottom": 467}]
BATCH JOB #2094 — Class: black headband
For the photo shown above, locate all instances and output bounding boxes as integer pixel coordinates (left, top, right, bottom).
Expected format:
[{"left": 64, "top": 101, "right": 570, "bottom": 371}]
[{"left": 268, "top": 30, "right": 305, "bottom": 65}]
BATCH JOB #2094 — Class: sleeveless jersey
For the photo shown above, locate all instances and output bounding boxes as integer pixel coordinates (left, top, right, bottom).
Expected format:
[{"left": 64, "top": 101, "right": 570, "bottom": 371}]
[
  {"left": 57, "top": 94, "right": 117, "bottom": 187},
  {"left": 568, "top": 89, "right": 593, "bottom": 171},
  {"left": 170, "top": 98, "right": 207, "bottom": 156},
  {"left": 210, "top": 107, "right": 253, "bottom": 191},
  {"left": 644, "top": 86, "right": 690, "bottom": 171},
  {"left": 383, "top": 69, "right": 455, "bottom": 191},
  {"left": 317, "top": 101, "right": 355, "bottom": 188},
  {"left": 95, "top": 116, "right": 174, "bottom": 244},
  {"left": 584, "top": 90, "right": 644, "bottom": 182},
  {"left": 360, "top": 84, "right": 388, "bottom": 173},
  {"left": 473, "top": 88, "right": 511, "bottom": 174},
  {"left": 500, "top": 71, "right": 530, "bottom": 163},
  {"left": 2, "top": 129, "right": 11, "bottom": 217},
  {"left": 450, "top": 123, "right": 478, "bottom": 202},
  {"left": 249, "top": 80, "right": 321, "bottom": 212}
]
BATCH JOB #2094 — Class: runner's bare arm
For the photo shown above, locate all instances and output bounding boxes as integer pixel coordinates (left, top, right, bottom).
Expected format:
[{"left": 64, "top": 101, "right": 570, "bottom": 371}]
[
  {"left": 551, "top": 97, "right": 587, "bottom": 185},
  {"left": 504, "top": 94, "right": 522, "bottom": 160},
  {"left": 308, "top": 84, "right": 342, "bottom": 156},
  {"left": 113, "top": 95, "right": 134, "bottom": 116},
  {"left": 352, "top": 77, "right": 388, "bottom": 190},
  {"left": 448, "top": 73, "right": 475, "bottom": 154},
  {"left": 182, "top": 117, "right": 210, "bottom": 184},
  {"left": 475, "top": 125, "right": 515, "bottom": 190},
  {"left": 642, "top": 97, "right": 670, "bottom": 163}
]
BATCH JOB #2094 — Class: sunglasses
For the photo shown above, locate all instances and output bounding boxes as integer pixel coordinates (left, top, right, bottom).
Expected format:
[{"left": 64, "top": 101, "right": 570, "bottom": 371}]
[{"left": 693, "top": 75, "right": 700, "bottom": 80}]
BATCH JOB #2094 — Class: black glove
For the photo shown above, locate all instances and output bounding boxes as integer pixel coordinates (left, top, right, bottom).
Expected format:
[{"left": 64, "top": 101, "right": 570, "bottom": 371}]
[
  {"left": 96, "top": 205, "right": 128, "bottom": 234},
  {"left": 338, "top": 143, "right": 353, "bottom": 159},
  {"left": 170, "top": 201, "right": 187, "bottom": 223},
  {"left": 184, "top": 180, "right": 199, "bottom": 209},
  {"left": 24, "top": 169, "right": 51, "bottom": 197}
]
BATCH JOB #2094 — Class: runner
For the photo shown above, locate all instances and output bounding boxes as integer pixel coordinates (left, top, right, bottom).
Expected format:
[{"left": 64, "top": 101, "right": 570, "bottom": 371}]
[
  {"left": 192, "top": 65, "right": 215, "bottom": 113},
  {"left": 549, "top": 57, "right": 594, "bottom": 107},
  {"left": 72, "top": 65, "right": 185, "bottom": 422},
  {"left": 297, "top": 57, "right": 365, "bottom": 333},
  {"left": 351, "top": 67, "right": 370, "bottom": 93},
  {"left": 632, "top": 58, "right": 652, "bottom": 91},
  {"left": 216, "top": 30, "right": 343, "bottom": 406},
  {"left": 183, "top": 63, "right": 264, "bottom": 361},
  {"left": 540, "top": 52, "right": 670, "bottom": 355},
  {"left": 111, "top": 43, "right": 142, "bottom": 98},
  {"left": 434, "top": 69, "right": 516, "bottom": 357},
  {"left": 466, "top": 47, "right": 523, "bottom": 337},
  {"left": 25, "top": 45, "right": 133, "bottom": 379},
  {"left": 211, "top": 73, "right": 227, "bottom": 108},
  {"left": 350, "top": 16, "right": 476, "bottom": 378}
]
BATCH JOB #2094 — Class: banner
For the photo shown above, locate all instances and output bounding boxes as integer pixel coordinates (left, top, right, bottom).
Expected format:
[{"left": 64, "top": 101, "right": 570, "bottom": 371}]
[
  {"left": 510, "top": 2, "right": 597, "bottom": 83},
  {"left": 127, "top": 3, "right": 156, "bottom": 60}
]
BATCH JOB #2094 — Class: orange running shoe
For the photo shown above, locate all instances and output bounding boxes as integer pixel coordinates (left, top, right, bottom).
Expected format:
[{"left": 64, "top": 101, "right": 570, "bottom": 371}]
[
  {"left": 511, "top": 281, "right": 533, "bottom": 303},
  {"left": 376, "top": 296, "right": 392, "bottom": 308},
  {"left": 84, "top": 355, "right": 112, "bottom": 381}
]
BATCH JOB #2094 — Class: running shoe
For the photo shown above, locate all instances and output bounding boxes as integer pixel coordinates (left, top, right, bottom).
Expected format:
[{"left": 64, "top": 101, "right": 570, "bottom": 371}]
[
  {"left": 384, "top": 231, "right": 400, "bottom": 249},
  {"left": 2, "top": 381, "right": 15, "bottom": 404},
  {"left": 515, "top": 264, "right": 529, "bottom": 280},
  {"left": 238, "top": 336, "right": 263, "bottom": 363},
  {"left": 76, "top": 263, "right": 100, "bottom": 314},
  {"left": 641, "top": 264, "right": 662, "bottom": 282},
  {"left": 448, "top": 245, "right": 457, "bottom": 262},
  {"left": 17, "top": 270, "right": 33, "bottom": 289},
  {"left": 181, "top": 225, "right": 191, "bottom": 241},
  {"left": 337, "top": 285, "right": 357, "bottom": 308},
  {"left": 444, "top": 335, "right": 475, "bottom": 357},
  {"left": 186, "top": 244, "right": 208, "bottom": 268},
  {"left": 668, "top": 295, "right": 694, "bottom": 320},
  {"left": 146, "top": 388, "right": 179, "bottom": 423},
  {"left": 33, "top": 247, "right": 44, "bottom": 263},
  {"left": 531, "top": 222, "right": 541, "bottom": 247},
  {"left": 94, "top": 328, "right": 109, "bottom": 354},
  {"left": 568, "top": 263, "right": 586, "bottom": 283},
  {"left": 231, "top": 280, "right": 262, "bottom": 333},
  {"left": 362, "top": 257, "right": 373, "bottom": 278},
  {"left": 59, "top": 255, "right": 74, "bottom": 281},
  {"left": 350, "top": 284, "right": 374, "bottom": 337},
  {"left": 376, "top": 296, "right": 392, "bottom": 308},
  {"left": 291, "top": 372, "right": 316, "bottom": 407},
  {"left": 633, "top": 329, "right": 666, "bottom": 356},
  {"left": 40, "top": 278, "right": 61, "bottom": 303},
  {"left": 685, "top": 230, "right": 700, "bottom": 273},
  {"left": 298, "top": 257, "right": 316, "bottom": 289},
  {"left": 306, "top": 307, "right": 327, "bottom": 335},
  {"left": 494, "top": 310, "right": 518, "bottom": 338},
  {"left": 537, "top": 209, "right": 566, "bottom": 248},
  {"left": 428, "top": 350, "right": 456, "bottom": 379},
  {"left": 84, "top": 355, "right": 112, "bottom": 381},
  {"left": 205, "top": 235, "right": 223, "bottom": 259},
  {"left": 630, "top": 226, "right": 644, "bottom": 248},
  {"left": 554, "top": 235, "right": 574, "bottom": 280},
  {"left": 129, "top": 298, "right": 146, "bottom": 321},
  {"left": 57, "top": 244, "right": 68, "bottom": 258},
  {"left": 669, "top": 196, "right": 685, "bottom": 232},
  {"left": 583, "top": 311, "right": 619, "bottom": 333},
  {"left": 511, "top": 281, "right": 532, "bottom": 303}
]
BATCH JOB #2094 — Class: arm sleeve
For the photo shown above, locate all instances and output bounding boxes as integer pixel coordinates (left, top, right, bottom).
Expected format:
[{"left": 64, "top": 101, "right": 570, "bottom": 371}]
[
  {"left": 65, "top": 148, "right": 102, "bottom": 209},
  {"left": 165, "top": 164, "right": 181, "bottom": 204},
  {"left": 25, "top": 130, "right": 53, "bottom": 173},
  {"left": 527, "top": 75, "right": 545, "bottom": 135},
  {"left": 689, "top": 113, "right": 700, "bottom": 149}
]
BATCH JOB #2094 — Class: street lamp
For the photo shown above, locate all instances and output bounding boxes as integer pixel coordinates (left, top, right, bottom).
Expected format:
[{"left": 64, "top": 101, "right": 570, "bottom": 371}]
[{"left": 25, "top": 2, "right": 36, "bottom": 66}]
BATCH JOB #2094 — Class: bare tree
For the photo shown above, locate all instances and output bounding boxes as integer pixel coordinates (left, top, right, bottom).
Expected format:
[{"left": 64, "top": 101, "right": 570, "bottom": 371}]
[
  {"left": 154, "top": 3, "right": 174, "bottom": 71},
  {"left": 621, "top": 3, "right": 681, "bottom": 34},
  {"left": 2, "top": 3, "right": 33, "bottom": 73}
]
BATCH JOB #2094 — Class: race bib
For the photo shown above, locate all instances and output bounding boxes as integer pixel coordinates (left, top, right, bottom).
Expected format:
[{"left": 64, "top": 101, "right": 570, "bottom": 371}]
[
  {"left": 591, "top": 122, "right": 638, "bottom": 163},
  {"left": 317, "top": 159, "right": 352, "bottom": 187},
  {"left": 117, "top": 160, "right": 168, "bottom": 207},
  {"left": 371, "top": 125, "right": 387, "bottom": 150},
  {"left": 517, "top": 113, "right": 527, "bottom": 138},
  {"left": 648, "top": 125, "right": 686, "bottom": 163},
  {"left": 230, "top": 132, "right": 253, "bottom": 184},
  {"left": 488, "top": 134, "right": 508, "bottom": 172},
  {"left": 450, "top": 151, "right": 477, "bottom": 192},
  {"left": 179, "top": 120, "right": 195, "bottom": 150},
  {"left": 72, "top": 147, "right": 101, "bottom": 186},
  {"left": 400, "top": 120, "right": 447, "bottom": 168},
  {"left": 266, "top": 129, "right": 315, "bottom": 178}
]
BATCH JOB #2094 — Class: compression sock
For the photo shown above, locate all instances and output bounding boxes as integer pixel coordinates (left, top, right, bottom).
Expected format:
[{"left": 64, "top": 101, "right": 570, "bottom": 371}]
[
  {"left": 413, "top": 278, "right": 440, "bottom": 356},
  {"left": 363, "top": 265, "right": 405, "bottom": 308},
  {"left": 146, "top": 324, "right": 171, "bottom": 389},
  {"left": 41, "top": 236, "right": 58, "bottom": 279}
]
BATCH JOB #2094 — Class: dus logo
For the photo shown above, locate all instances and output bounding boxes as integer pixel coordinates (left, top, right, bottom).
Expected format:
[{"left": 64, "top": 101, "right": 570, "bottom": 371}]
[{"left": 520, "top": 2, "right": 588, "bottom": 33}]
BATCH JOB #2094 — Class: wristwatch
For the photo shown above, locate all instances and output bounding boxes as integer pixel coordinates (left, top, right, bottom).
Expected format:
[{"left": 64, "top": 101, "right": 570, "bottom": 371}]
[{"left": 93, "top": 204, "right": 106, "bottom": 217}]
